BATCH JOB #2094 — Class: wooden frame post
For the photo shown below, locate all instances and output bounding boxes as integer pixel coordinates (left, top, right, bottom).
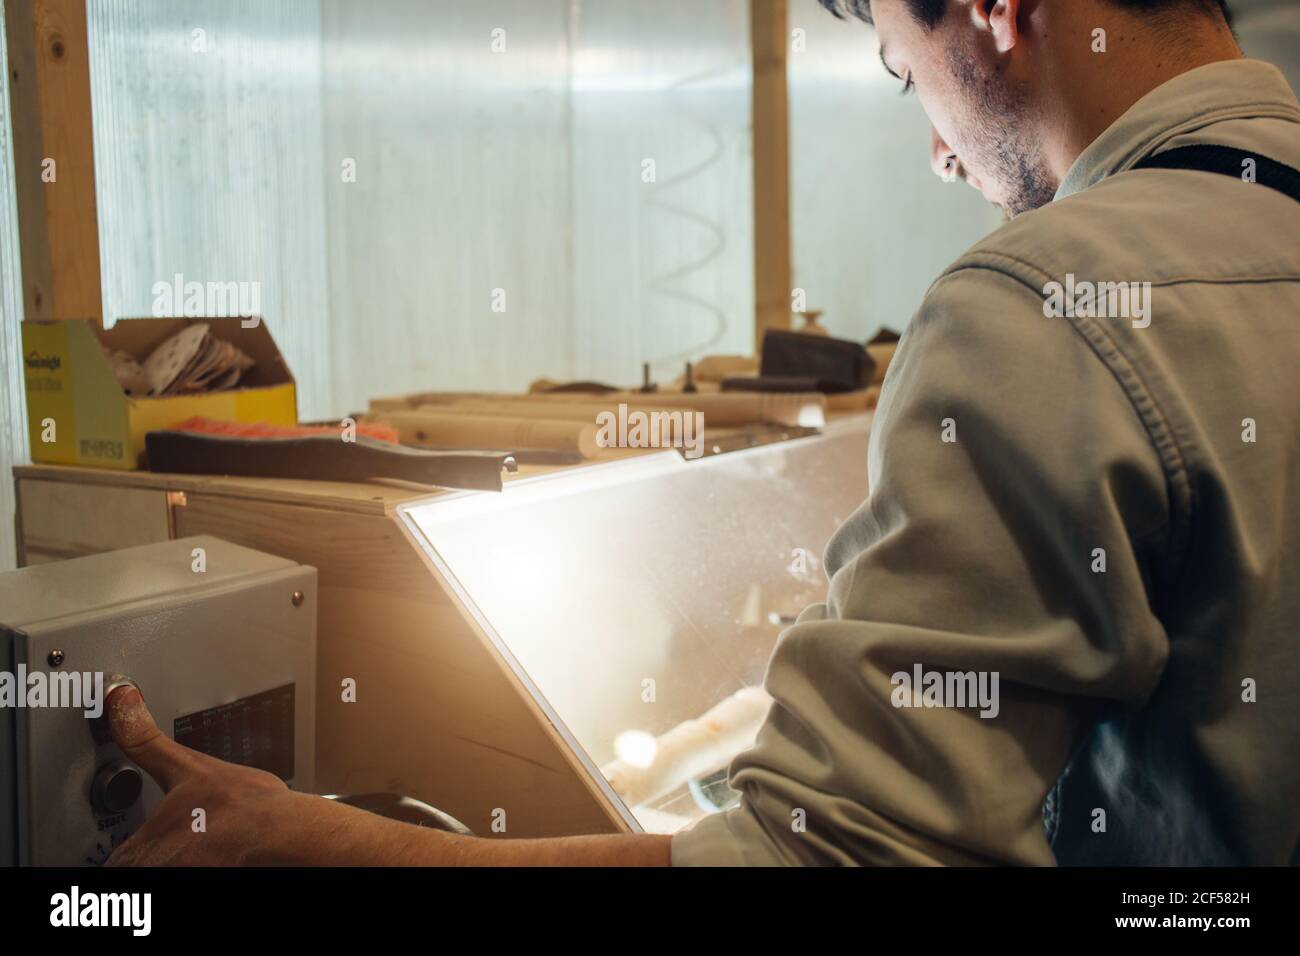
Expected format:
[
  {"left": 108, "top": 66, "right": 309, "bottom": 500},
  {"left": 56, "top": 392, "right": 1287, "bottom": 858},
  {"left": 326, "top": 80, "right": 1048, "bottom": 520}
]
[
  {"left": 750, "top": 0, "right": 792, "bottom": 353},
  {"left": 5, "top": 0, "right": 103, "bottom": 325}
]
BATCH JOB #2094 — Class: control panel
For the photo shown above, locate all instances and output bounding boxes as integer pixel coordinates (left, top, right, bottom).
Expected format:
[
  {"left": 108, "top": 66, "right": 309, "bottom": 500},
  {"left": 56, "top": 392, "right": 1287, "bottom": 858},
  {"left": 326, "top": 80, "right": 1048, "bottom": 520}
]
[{"left": 1, "top": 536, "right": 316, "bottom": 866}]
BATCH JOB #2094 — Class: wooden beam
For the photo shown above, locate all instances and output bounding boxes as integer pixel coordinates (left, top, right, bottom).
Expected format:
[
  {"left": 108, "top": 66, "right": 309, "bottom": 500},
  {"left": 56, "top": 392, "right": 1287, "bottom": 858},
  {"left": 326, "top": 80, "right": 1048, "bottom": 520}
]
[
  {"left": 4, "top": 0, "right": 103, "bottom": 325},
  {"left": 750, "top": 0, "right": 792, "bottom": 353}
]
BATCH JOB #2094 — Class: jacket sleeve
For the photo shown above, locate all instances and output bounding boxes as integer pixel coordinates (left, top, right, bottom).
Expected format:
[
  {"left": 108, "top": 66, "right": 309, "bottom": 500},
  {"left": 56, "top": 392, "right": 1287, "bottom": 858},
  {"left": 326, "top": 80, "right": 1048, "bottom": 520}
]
[{"left": 672, "top": 265, "right": 1173, "bottom": 866}]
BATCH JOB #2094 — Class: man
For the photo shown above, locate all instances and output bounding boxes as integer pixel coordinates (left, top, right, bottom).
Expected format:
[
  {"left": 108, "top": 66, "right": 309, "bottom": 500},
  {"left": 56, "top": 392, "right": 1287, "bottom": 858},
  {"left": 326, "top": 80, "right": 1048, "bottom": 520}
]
[{"left": 106, "top": 0, "right": 1298, "bottom": 866}]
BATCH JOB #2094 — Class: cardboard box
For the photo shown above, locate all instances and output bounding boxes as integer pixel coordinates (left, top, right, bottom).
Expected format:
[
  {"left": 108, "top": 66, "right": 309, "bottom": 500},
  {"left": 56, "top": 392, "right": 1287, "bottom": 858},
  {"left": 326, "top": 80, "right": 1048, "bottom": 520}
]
[{"left": 22, "top": 317, "right": 297, "bottom": 470}]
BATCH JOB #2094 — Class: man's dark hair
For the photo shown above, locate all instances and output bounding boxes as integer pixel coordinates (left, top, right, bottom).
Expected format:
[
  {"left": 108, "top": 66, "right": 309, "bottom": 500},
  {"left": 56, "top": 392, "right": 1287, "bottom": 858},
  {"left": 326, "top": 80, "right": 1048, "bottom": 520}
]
[{"left": 818, "top": 0, "right": 1231, "bottom": 29}]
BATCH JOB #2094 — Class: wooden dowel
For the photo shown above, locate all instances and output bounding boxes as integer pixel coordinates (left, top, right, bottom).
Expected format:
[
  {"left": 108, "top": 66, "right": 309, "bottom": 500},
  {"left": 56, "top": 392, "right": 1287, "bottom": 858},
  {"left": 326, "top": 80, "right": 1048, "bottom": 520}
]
[{"left": 375, "top": 410, "right": 602, "bottom": 459}]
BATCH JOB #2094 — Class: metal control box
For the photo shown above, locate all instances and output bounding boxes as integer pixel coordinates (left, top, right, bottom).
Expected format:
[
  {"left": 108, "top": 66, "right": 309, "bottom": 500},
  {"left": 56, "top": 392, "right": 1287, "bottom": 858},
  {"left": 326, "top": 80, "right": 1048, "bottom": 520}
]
[{"left": 1, "top": 535, "right": 316, "bottom": 866}]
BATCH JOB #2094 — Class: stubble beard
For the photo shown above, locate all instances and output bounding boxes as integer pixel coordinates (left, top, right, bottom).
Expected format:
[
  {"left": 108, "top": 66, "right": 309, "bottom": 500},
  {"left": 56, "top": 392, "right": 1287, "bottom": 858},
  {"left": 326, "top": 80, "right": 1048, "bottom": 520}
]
[{"left": 946, "top": 43, "right": 1057, "bottom": 218}]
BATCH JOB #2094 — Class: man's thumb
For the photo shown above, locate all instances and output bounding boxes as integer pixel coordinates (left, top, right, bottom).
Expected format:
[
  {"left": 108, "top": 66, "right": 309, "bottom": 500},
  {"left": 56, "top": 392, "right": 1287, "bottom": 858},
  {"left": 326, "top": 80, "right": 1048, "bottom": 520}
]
[{"left": 105, "top": 682, "right": 194, "bottom": 793}]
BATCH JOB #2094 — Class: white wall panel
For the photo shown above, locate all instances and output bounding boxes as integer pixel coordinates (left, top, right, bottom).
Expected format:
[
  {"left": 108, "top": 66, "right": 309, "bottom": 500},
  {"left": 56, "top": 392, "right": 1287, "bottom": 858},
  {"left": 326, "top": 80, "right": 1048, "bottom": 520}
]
[
  {"left": 568, "top": 0, "right": 754, "bottom": 385},
  {"left": 86, "top": 0, "right": 332, "bottom": 417},
  {"left": 1234, "top": 0, "right": 1300, "bottom": 91},
  {"left": 320, "top": 0, "right": 754, "bottom": 408},
  {"left": 320, "top": 0, "right": 575, "bottom": 413}
]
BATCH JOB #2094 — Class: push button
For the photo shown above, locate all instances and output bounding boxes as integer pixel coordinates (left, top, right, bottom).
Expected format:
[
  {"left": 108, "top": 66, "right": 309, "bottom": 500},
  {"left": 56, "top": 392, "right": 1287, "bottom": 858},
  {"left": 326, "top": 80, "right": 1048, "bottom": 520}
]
[{"left": 90, "top": 761, "right": 143, "bottom": 815}]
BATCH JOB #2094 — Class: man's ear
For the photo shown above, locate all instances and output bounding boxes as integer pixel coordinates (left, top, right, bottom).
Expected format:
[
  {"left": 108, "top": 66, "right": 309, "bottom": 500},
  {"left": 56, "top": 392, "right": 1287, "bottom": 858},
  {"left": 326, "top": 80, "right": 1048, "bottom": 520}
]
[{"left": 970, "top": 0, "right": 1021, "bottom": 54}]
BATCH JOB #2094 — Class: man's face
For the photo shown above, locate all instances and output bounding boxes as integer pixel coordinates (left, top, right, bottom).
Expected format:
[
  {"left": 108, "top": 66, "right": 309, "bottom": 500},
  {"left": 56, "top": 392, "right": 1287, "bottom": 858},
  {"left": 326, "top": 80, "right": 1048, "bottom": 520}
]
[{"left": 871, "top": 0, "right": 1057, "bottom": 217}]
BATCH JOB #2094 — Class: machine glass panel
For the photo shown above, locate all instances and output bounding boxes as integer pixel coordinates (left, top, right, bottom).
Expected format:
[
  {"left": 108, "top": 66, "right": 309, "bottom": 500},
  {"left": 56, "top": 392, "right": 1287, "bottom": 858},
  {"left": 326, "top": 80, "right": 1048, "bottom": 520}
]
[{"left": 401, "top": 417, "right": 871, "bottom": 833}]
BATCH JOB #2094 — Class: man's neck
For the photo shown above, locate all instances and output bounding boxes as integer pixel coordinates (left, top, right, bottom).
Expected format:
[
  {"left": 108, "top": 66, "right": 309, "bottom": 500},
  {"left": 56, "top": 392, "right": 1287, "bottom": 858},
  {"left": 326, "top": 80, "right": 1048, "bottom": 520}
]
[{"left": 1038, "top": 13, "right": 1244, "bottom": 184}]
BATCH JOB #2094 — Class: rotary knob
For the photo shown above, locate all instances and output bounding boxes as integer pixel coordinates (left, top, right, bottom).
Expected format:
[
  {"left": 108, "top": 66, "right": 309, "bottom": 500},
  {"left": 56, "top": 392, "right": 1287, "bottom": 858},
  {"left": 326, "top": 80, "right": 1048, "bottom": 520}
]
[{"left": 90, "top": 761, "right": 143, "bottom": 815}]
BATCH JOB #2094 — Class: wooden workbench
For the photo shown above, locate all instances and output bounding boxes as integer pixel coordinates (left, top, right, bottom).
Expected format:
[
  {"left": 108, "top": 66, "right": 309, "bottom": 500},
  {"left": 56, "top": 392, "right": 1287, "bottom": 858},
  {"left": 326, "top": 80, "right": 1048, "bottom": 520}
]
[{"left": 11, "top": 411, "right": 872, "bottom": 837}]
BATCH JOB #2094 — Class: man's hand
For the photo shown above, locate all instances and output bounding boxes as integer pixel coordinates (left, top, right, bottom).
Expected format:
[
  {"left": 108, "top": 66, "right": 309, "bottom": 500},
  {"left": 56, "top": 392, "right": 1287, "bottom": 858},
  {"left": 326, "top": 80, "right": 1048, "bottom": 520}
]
[
  {"left": 102, "top": 684, "right": 674, "bottom": 866},
  {"left": 103, "top": 683, "right": 411, "bottom": 866}
]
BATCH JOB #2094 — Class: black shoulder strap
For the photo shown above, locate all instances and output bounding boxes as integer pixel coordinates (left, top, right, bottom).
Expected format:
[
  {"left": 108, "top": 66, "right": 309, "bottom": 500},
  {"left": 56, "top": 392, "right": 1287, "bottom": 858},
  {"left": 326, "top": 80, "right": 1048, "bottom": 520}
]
[{"left": 1132, "top": 144, "right": 1300, "bottom": 204}]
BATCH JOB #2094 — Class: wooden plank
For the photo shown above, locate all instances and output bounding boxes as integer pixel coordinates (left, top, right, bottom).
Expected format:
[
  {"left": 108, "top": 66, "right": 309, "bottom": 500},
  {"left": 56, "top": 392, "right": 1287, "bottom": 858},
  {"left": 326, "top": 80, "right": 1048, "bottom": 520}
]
[
  {"left": 13, "top": 478, "right": 29, "bottom": 567},
  {"left": 15, "top": 478, "right": 169, "bottom": 564},
  {"left": 4, "top": 0, "right": 103, "bottom": 323},
  {"left": 12, "top": 461, "right": 577, "bottom": 516},
  {"left": 750, "top": 0, "right": 793, "bottom": 352}
]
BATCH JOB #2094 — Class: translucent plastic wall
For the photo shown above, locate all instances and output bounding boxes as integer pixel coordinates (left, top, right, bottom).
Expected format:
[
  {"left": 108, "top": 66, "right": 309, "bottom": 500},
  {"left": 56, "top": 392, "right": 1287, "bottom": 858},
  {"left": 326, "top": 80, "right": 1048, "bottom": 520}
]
[
  {"left": 86, "top": 0, "right": 333, "bottom": 416},
  {"left": 319, "top": 0, "right": 577, "bottom": 413},
  {"left": 3, "top": 0, "right": 1296, "bottom": 569},
  {"left": 564, "top": 1, "right": 754, "bottom": 381},
  {"left": 78, "top": 0, "right": 1005, "bottom": 422},
  {"left": 82, "top": 0, "right": 756, "bottom": 420},
  {"left": 1233, "top": 0, "right": 1300, "bottom": 92},
  {"left": 322, "top": 0, "right": 757, "bottom": 412}
]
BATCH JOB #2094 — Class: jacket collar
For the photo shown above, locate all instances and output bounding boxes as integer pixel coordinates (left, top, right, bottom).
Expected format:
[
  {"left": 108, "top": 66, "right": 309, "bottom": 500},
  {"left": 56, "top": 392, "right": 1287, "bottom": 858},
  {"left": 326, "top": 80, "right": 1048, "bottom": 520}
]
[{"left": 1056, "top": 59, "right": 1300, "bottom": 201}]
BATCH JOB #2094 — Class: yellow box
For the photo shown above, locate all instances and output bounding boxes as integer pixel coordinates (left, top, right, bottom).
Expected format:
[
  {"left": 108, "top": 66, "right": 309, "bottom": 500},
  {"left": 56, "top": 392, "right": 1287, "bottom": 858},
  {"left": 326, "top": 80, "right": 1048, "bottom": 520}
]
[{"left": 22, "top": 317, "right": 297, "bottom": 470}]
